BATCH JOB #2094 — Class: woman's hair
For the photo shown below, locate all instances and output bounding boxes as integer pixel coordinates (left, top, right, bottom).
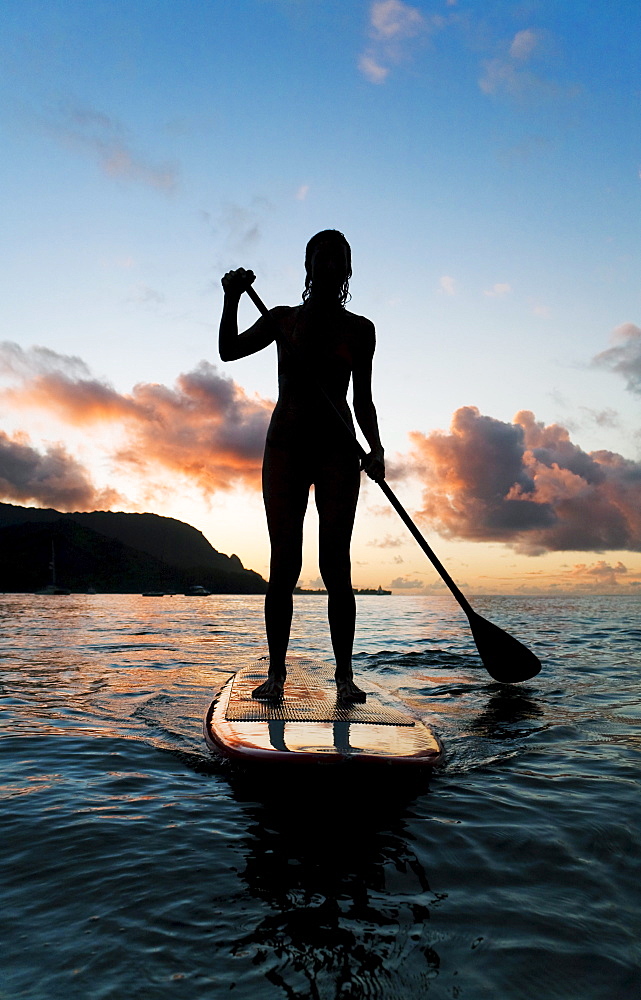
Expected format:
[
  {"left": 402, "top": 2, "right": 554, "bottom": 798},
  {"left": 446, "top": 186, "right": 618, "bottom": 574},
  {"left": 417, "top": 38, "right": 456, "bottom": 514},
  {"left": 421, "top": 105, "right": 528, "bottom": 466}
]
[{"left": 303, "top": 230, "right": 352, "bottom": 306}]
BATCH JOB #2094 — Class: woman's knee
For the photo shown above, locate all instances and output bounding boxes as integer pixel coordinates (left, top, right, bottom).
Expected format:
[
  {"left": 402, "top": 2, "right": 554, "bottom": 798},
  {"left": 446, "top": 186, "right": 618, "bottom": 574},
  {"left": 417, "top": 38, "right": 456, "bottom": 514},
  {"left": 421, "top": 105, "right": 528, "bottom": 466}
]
[
  {"left": 319, "top": 557, "right": 352, "bottom": 594},
  {"left": 268, "top": 555, "right": 302, "bottom": 593}
]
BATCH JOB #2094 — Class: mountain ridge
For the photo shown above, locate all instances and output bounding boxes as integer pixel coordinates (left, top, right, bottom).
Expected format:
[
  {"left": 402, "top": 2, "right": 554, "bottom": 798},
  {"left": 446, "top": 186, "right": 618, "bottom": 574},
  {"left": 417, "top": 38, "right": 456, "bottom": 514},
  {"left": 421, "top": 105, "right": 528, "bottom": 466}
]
[{"left": 0, "top": 503, "right": 267, "bottom": 594}]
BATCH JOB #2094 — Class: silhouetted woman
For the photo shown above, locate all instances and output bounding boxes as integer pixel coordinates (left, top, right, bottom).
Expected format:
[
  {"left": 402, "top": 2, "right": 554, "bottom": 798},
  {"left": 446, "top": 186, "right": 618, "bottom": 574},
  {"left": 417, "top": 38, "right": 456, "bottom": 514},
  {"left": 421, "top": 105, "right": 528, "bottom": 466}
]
[{"left": 219, "top": 231, "right": 385, "bottom": 702}]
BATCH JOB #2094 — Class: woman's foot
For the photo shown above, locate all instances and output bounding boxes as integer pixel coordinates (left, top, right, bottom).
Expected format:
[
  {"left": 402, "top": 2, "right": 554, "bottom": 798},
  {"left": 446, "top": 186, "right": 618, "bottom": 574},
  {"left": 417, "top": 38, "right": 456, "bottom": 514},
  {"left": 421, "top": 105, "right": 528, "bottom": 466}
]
[
  {"left": 252, "top": 674, "right": 285, "bottom": 701},
  {"left": 336, "top": 674, "right": 367, "bottom": 704}
]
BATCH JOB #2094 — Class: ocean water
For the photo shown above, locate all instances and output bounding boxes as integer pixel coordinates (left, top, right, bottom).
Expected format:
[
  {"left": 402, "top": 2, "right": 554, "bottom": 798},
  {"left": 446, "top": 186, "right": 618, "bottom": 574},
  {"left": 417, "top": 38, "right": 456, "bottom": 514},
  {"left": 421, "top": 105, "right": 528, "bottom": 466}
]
[{"left": 1, "top": 592, "right": 639, "bottom": 1000}]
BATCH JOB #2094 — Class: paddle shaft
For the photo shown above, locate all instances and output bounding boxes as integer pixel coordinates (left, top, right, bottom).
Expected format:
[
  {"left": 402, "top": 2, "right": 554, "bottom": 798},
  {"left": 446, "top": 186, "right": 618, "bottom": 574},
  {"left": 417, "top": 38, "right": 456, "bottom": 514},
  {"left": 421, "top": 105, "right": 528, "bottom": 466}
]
[{"left": 245, "top": 284, "right": 474, "bottom": 617}]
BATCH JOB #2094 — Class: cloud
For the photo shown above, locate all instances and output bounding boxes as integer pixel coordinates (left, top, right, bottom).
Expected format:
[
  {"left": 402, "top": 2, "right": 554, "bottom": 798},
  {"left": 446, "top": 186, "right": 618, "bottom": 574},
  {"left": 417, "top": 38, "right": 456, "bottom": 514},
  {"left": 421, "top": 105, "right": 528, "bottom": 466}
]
[
  {"left": 479, "top": 28, "right": 573, "bottom": 102},
  {"left": 358, "top": 53, "right": 389, "bottom": 84},
  {"left": 0, "top": 342, "right": 91, "bottom": 380},
  {"left": 295, "top": 184, "right": 310, "bottom": 201},
  {"left": 219, "top": 204, "right": 261, "bottom": 249},
  {"left": 509, "top": 29, "right": 541, "bottom": 61},
  {"left": 46, "top": 103, "right": 179, "bottom": 192},
  {"left": 389, "top": 575, "right": 448, "bottom": 594},
  {"left": 358, "top": 1, "right": 446, "bottom": 83},
  {"left": 200, "top": 198, "right": 270, "bottom": 264},
  {"left": 214, "top": 199, "right": 271, "bottom": 260},
  {"left": 531, "top": 302, "right": 550, "bottom": 318},
  {"left": 439, "top": 275, "right": 456, "bottom": 296},
  {"left": 370, "top": 0, "right": 424, "bottom": 40},
  {"left": 579, "top": 407, "right": 620, "bottom": 430},
  {"left": 368, "top": 534, "right": 404, "bottom": 548},
  {"left": 479, "top": 58, "right": 534, "bottom": 98},
  {"left": 1, "top": 344, "right": 274, "bottom": 499},
  {"left": 0, "top": 430, "right": 119, "bottom": 511},
  {"left": 484, "top": 282, "right": 511, "bottom": 298},
  {"left": 409, "top": 406, "right": 641, "bottom": 554},
  {"left": 564, "top": 559, "right": 631, "bottom": 590},
  {"left": 593, "top": 323, "right": 641, "bottom": 396},
  {"left": 126, "top": 285, "right": 166, "bottom": 306}
]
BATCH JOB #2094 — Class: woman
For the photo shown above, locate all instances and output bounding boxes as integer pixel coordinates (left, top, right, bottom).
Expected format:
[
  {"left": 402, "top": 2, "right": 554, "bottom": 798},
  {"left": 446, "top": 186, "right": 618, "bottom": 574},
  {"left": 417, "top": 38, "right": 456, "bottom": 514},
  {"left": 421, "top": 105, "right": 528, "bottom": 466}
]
[{"left": 219, "top": 230, "right": 385, "bottom": 702}]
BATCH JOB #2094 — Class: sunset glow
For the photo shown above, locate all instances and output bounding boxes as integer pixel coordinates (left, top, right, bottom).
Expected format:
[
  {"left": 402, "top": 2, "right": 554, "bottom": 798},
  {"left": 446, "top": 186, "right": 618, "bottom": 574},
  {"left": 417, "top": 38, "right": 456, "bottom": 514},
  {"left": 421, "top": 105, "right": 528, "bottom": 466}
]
[{"left": 1, "top": 1, "right": 640, "bottom": 594}]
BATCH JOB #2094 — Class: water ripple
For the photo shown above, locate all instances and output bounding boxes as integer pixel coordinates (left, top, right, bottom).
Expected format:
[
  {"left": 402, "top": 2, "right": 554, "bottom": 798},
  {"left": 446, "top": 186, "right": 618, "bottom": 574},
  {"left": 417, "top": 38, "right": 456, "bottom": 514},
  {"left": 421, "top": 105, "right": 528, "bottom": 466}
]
[{"left": 1, "top": 593, "right": 640, "bottom": 999}]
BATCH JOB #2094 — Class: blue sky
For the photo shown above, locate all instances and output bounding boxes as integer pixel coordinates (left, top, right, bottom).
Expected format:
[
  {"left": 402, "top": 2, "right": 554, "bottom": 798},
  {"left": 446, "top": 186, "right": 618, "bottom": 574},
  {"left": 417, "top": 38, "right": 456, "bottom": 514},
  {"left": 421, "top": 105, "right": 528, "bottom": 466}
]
[{"left": 1, "top": 0, "right": 640, "bottom": 594}]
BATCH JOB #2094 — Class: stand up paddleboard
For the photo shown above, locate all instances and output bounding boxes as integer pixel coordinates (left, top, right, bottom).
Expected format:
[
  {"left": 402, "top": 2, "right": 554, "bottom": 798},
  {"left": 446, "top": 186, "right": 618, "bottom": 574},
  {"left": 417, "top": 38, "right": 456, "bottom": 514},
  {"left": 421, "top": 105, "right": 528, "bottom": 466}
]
[{"left": 203, "top": 656, "right": 443, "bottom": 765}]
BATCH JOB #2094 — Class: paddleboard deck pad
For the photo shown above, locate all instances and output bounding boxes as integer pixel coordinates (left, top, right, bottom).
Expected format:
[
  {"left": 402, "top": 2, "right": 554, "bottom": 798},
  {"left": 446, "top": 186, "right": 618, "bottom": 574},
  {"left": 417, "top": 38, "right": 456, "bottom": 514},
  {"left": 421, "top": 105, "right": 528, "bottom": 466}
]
[{"left": 203, "top": 657, "right": 443, "bottom": 764}]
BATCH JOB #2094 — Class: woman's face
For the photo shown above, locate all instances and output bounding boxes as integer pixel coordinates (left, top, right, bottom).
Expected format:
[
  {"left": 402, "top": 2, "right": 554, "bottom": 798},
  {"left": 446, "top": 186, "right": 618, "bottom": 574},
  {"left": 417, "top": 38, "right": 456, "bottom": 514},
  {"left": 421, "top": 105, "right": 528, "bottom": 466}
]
[{"left": 308, "top": 239, "right": 349, "bottom": 292}]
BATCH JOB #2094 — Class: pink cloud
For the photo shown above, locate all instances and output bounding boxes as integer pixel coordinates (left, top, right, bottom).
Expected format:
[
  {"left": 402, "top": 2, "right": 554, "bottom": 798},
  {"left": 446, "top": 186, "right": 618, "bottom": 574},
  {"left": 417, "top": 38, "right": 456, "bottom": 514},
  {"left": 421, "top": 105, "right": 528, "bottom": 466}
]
[{"left": 409, "top": 406, "right": 641, "bottom": 554}]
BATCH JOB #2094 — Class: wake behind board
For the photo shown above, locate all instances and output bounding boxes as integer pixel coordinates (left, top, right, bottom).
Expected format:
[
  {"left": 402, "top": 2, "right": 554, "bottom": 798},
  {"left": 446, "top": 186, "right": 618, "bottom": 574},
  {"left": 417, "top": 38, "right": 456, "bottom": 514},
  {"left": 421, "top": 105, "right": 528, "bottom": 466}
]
[{"left": 203, "top": 656, "right": 443, "bottom": 765}]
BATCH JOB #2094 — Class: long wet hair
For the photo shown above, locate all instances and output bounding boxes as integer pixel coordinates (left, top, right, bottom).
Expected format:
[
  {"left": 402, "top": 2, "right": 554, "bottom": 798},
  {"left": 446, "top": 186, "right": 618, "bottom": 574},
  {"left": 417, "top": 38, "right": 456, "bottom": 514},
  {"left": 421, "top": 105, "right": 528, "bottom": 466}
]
[{"left": 302, "top": 230, "right": 352, "bottom": 306}]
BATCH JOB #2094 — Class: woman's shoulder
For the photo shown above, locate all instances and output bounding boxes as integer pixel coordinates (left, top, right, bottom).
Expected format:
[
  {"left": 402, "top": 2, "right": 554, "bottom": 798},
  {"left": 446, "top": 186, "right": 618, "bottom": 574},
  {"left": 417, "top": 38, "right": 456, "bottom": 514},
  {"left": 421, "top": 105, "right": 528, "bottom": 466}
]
[
  {"left": 343, "top": 309, "right": 375, "bottom": 351},
  {"left": 267, "top": 304, "right": 299, "bottom": 336},
  {"left": 268, "top": 304, "right": 298, "bottom": 320},
  {"left": 343, "top": 307, "right": 374, "bottom": 330}
]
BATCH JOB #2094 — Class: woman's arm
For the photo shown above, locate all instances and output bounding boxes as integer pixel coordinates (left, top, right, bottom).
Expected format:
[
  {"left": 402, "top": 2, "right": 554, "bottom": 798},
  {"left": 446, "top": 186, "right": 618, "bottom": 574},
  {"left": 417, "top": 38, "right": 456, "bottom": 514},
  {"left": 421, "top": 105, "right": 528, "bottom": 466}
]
[
  {"left": 352, "top": 319, "right": 385, "bottom": 481},
  {"left": 219, "top": 268, "right": 278, "bottom": 361}
]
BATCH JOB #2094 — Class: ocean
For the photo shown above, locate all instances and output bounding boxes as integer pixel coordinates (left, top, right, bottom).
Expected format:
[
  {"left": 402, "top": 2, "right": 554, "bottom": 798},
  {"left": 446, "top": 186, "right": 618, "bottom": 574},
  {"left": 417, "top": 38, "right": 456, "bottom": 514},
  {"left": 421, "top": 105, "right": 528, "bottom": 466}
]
[{"left": 1, "top": 593, "right": 639, "bottom": 999}]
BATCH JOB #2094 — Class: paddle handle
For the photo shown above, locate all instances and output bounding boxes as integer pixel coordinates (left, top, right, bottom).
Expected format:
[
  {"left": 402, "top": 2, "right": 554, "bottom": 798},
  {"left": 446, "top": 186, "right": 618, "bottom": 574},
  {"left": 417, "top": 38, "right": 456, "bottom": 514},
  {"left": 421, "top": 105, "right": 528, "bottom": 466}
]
[
  {"left": 245, "top": 284, "right": 268, "bottom": 315},
  {"left": 244, "top": 284, "right": 474, "bottom": 617}
]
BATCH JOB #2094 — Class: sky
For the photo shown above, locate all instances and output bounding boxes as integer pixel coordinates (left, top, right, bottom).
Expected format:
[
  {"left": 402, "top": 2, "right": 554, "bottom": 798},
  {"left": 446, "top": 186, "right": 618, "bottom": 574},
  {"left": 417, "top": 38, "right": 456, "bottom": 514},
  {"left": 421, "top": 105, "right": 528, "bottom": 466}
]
[{"left": 1, "top": 0, "right": 640, "bottom": 596}]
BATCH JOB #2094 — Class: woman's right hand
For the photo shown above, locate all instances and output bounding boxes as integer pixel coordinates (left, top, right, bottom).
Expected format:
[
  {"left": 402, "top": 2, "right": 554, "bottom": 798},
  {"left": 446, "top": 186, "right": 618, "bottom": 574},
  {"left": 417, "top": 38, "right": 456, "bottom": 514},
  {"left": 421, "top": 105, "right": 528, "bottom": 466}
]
[{"left": 221, "top": 267, "right": 256, "bottom": 300}]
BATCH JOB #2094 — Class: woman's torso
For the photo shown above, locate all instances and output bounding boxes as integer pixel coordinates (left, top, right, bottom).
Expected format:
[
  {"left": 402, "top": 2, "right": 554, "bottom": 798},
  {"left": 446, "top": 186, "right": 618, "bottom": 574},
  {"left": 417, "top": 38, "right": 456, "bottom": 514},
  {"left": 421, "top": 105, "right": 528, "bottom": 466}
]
[{"left": 266, "top": 304, "right": 363, "bottom": 451}]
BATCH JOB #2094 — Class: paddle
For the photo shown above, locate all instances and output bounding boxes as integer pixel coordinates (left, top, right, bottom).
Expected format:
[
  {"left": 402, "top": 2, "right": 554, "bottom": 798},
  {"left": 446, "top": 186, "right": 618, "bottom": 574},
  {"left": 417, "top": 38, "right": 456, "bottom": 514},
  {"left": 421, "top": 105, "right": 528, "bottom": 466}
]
[{"left": 244, "top": 284, "right": 541, "bottom": 683}]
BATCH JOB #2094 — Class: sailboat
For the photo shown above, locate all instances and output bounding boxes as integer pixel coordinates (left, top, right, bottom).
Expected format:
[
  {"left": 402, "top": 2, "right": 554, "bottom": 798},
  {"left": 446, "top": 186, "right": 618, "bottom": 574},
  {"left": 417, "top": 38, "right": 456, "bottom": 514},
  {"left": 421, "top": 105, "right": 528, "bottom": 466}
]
[{"left": 35, "top": 541, "right": 71, "bottom": 595}]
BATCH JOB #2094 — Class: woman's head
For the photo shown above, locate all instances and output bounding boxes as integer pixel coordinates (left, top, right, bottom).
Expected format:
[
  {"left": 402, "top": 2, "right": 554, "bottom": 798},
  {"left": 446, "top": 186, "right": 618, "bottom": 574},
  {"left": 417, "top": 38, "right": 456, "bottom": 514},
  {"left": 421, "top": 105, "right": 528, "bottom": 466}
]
[{"left": 303, "top": 230, "right": 352, "bottom": 306}]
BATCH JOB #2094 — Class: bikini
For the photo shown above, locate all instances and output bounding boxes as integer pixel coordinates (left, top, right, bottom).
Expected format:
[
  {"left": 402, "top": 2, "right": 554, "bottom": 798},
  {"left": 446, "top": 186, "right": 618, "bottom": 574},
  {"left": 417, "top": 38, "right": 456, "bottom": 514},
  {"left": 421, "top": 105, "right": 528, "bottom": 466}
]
[{"left": 265, "top": 305, "right": 359, "bottom": 468}]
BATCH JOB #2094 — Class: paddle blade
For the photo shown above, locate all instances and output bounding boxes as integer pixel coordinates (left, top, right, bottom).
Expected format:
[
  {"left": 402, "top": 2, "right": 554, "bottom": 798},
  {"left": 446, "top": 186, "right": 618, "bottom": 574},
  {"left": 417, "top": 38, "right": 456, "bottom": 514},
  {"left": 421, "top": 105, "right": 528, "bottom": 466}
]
[{"left": 467, "top": 612, "right": 541, "bottom": 683}]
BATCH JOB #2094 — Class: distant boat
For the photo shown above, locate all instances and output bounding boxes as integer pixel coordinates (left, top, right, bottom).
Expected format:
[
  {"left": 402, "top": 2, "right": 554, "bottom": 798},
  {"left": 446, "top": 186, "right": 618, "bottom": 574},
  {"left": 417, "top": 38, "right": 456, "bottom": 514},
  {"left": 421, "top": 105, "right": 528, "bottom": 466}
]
[
  {"left": 295, "top": 584, "right": 391, "bottom": 596},
  {"left": 35, "top": 541, "right": 70, "bottom": 595},
  {"left": 142, "top": 591, "right": 165, "bottom": 597},
  {"left": 184, "top": 585, "right": 211, "bottom": 596}
]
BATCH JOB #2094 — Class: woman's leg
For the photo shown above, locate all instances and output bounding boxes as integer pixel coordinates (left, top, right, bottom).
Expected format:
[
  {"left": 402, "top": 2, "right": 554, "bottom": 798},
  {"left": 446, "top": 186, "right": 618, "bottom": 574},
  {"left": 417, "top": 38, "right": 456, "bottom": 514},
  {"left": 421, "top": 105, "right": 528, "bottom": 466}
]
[
  {"left": 253, "top": 444, "right": 311, "bottom": 700},
  {"left": 314, "top": 452, "right": 365, "bottom": 702}
]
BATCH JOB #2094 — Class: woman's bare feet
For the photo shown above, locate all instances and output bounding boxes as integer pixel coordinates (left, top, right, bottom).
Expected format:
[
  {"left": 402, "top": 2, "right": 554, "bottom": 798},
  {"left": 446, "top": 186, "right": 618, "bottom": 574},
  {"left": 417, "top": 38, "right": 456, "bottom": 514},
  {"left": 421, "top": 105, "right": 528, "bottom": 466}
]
[
  {"left": 335, "top": 674, "right": 367, "bottom": 704},
  {"left": 252, "top": 674, "right": 285, "bottom": 701}
]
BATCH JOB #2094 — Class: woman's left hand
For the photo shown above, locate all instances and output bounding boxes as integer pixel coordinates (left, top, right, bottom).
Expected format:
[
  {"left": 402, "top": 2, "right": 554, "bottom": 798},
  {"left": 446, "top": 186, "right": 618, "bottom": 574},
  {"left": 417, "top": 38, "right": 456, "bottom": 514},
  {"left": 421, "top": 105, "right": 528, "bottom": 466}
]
[{"left": 361, "top": 448, "right": 385, "bottom": 482}]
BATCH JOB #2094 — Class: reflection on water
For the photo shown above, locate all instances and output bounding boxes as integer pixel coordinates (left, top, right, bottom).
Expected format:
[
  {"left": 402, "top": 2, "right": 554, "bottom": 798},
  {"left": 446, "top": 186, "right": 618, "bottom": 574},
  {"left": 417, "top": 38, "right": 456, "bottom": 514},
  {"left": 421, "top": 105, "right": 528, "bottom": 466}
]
[
  {"left": 1, "top": 593, "right": 640, "bottom": 999},
  {"left": 469, "top": 685, "right": 544, "bottom": 741},
  {"left": 229, "top": 767, "right": 439, "bottom": 998}
]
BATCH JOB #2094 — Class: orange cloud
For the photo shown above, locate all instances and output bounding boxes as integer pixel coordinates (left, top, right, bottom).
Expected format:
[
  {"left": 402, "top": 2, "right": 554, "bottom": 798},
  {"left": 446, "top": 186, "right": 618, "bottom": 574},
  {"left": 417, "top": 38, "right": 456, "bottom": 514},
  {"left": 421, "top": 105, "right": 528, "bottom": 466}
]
[
  {"left": 368, "top": 534, "right": 404, "bottom": 548},
  {"left": 565, "top": 560, "right": 631, "bottom": 589},
  {"left": 5, "top": 372, "right": 138, "bottom": 422},
  {"left": 410, "top": 406, "right": 641, "bottom": 554},
  {"left": 1, "top": 344, "right": 273, "bottom": 499},
  {"left": 114, "top": 365, "right": 272, "bottom": 493}
]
